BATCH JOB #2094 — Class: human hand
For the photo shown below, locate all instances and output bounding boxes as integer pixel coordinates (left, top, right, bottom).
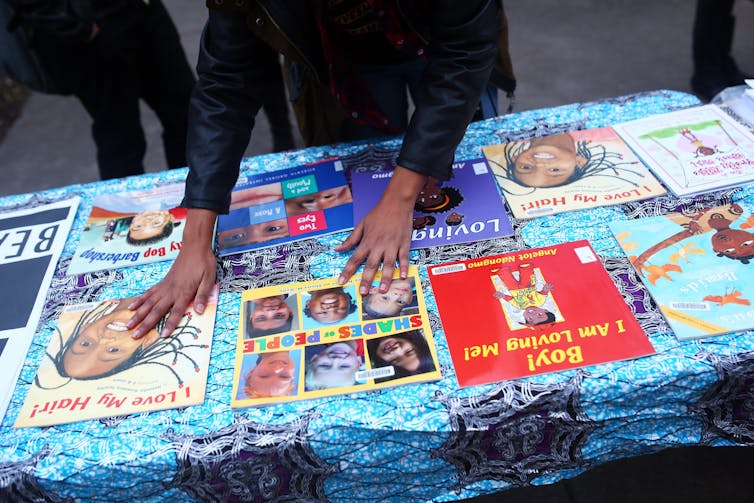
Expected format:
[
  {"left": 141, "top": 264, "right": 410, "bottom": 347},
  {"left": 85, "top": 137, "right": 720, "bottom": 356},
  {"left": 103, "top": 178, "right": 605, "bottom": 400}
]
[
  {"left": 335, "top": 167, "right": 427, "bottom": 295},
  {"left": 128, "top": 209, "right": 217, "bottom": 338}
]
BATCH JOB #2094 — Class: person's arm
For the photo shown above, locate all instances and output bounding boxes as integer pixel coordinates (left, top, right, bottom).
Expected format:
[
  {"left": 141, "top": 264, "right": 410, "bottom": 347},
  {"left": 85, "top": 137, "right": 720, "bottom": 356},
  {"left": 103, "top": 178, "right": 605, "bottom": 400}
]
[
  {"left": 129, "top": 9, "right": 269, "bottom": 337},
  {"left": 338, "top": 0, "right": 501, "bottom": 293},
  {"left": 10, "top": 0, "right": 95, "bottom": 42},
  {"left": 128, "top": 209, "right": 218, "bottom": 338}
]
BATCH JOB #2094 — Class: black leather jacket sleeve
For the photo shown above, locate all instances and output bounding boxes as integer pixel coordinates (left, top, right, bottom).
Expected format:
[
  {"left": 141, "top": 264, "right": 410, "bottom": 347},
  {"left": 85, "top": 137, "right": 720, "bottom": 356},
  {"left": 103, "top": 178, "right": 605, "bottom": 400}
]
[
  {"left": 397, "top": 0, "right": 500, "bottom": 181},
  {"left": 183, "top": 1, "right": 501, "bottom": 212},
  {"left": 183, "top": 9, "right": 265, "bottom": 213}
]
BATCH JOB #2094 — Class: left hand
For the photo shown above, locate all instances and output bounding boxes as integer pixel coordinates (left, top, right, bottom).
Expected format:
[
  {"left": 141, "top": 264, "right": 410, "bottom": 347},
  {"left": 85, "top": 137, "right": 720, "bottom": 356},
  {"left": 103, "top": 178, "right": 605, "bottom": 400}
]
[{"left": 335, "top": 166, "right": 427, "bottom": 295}]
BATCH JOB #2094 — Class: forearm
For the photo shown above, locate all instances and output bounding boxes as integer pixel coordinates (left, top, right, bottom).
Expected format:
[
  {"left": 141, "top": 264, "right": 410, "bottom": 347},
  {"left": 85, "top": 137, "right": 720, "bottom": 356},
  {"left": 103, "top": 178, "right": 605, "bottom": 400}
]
[
  {"left": 182, "top": 9, "right": 266, "bottom": 213},
  {"left": 398, "top": 0, "right": 500, "bottom": 180},
  {"left": 182, "top": 208, "right": 218, "bottom": 253}
]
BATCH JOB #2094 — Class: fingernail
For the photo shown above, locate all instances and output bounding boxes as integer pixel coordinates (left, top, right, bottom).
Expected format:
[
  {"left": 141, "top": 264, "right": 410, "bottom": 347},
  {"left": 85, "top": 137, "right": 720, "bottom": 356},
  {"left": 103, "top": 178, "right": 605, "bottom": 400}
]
[
  {"left": 400, "top": 272, "right": 407, "bottom": 279},
  {"left": 338, "top": 276, "right": 346, "bottom": 285},
  {"left": 161, "top": 330, "right": 170, "bottom": 338},
  {"left": 379, "top": 284, "right": 388, "bottom": 293},
  {"left": 127, "top": 301, "right": 136, "bottom": 310},
  {"left": 195, "top": 303, "right": 205, "bottom": 313},
  {"left": 131, "top": 330, "right": 141, "bottom": 340},
  {"left": 360, "top": 286, "right": 368, "bottom": 295}
]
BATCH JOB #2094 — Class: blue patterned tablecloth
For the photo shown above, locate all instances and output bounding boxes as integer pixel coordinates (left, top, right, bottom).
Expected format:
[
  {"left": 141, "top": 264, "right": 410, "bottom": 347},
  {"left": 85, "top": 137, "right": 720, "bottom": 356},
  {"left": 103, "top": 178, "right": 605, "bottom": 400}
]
[{"left": 3, "top": 90, "right": 753, "bottom": 503}]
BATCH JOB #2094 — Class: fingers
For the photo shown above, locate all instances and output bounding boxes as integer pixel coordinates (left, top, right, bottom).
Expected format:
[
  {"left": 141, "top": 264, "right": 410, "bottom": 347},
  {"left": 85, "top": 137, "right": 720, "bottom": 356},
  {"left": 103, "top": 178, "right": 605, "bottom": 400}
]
[
  {"left": 397, "top": 241, "right": 410, "bottom": 280},
  {"left": 340, "top": 244, "right": 368, "bottom": 288},
  {"left": 334, "top": 224, "right": 363, "bottom": 252},
  {"left": 194, "top": 277, "right": 215, "bottom": 314}
]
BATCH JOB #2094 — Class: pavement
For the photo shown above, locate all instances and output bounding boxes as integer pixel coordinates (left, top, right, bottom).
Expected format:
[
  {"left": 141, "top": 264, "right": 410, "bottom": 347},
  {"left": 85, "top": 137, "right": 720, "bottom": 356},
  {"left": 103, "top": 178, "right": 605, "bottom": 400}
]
[{"left": 1, "top": 1, "right": 754, "bottom": 501}]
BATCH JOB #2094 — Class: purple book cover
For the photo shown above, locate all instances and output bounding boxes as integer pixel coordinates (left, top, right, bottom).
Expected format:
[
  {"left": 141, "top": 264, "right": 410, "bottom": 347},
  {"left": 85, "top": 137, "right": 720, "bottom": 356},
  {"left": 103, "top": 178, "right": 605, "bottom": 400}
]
[{"left": 351, "top": 158, "right": 514, "bottom": 249}]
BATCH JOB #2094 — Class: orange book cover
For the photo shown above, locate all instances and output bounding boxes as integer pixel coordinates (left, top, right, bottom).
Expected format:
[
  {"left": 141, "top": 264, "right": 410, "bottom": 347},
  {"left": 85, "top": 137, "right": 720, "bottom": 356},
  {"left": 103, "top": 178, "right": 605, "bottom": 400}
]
[
  {"left": 428, "top": 240, "right": 655, "bottom": 387},
  {"left": 14, "top": 287, "right": 218, "bottom": 428}
]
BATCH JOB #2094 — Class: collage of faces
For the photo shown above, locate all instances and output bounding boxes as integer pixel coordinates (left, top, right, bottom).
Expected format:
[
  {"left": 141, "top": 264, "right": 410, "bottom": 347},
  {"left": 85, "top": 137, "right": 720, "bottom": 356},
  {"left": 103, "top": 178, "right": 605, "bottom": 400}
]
[
  {"left": 237, "top": 328, "right": 437, "bottom": 400},
  {"left": 217, "top": 180, "right": 353, "bottom": 251},
  {"left": 237, "top": 277, "right": 437, "bottom": 400}
]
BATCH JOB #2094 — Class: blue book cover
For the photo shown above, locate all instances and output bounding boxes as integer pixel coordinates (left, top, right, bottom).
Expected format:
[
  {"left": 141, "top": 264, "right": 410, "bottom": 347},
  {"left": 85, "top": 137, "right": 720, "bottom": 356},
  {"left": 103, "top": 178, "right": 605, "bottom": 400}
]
[
  {"left": 609, "top": 203, "right": 754, "bottom": 340},
  {"left": 217, "top": 159, "right": 354, "bottom": 256},
  {"left": 351, "top": 158, "right": 514, "bottom": 249}
]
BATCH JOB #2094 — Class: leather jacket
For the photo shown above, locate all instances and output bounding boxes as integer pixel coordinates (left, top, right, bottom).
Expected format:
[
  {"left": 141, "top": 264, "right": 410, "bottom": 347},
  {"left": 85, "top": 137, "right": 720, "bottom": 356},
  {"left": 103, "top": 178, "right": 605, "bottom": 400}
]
[{"left": 184, "top": 0, "right": 514, "bottom": 214}]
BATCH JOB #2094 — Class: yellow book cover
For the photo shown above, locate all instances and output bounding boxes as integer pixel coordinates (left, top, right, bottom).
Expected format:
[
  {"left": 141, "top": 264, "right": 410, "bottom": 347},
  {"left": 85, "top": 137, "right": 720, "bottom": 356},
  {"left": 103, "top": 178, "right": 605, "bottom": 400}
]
[
  {"left": 14, "top": 287, "right": 218, "bottom": 428},
  {"left": 231, "top": 266, "right": 440, "bottom": 407}
]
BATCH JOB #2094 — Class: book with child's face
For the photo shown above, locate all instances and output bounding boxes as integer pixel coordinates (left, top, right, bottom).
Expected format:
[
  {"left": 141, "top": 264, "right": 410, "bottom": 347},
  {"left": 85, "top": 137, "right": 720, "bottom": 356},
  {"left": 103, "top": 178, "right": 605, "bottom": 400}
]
[
  {"left": 216, "top": 158, "right": 354, "bottom": 257},
  {"left": 68, "top": 183, "right": 187, "bottom": 275},
  {"left": 428, "top": 240, "right": 655, "bottom": 387},
  {"left": 482, "top": 126, "right": 667, "bottom": 219},
  {"left": 612, "top": 104, "right": 754, "bottom": 197},
  {"left": 350, "top": 158, "right": 514, "bottom": 248},
  {"left": 609, "top": 203, "right": 754, "bottom": 341},
  {"left": 13, "top": 287, "right": 218, "bottom": 428},
  {"left": 231, "top": 266, "right": 440, "bottom": 408}
]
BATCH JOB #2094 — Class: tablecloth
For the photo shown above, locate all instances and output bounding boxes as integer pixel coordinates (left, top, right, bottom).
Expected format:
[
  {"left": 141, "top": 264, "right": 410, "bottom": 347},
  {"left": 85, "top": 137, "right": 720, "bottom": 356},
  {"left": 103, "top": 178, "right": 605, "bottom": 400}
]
[{"left": 2, "top": 90, "right": 753, "bottom": 503}]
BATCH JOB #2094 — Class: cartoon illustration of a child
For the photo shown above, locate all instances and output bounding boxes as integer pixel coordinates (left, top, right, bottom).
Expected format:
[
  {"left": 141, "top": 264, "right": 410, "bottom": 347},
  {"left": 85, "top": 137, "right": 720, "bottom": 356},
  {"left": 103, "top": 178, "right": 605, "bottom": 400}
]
[
  {"left": 39, "top": 297, "right": 203, "bottom": 386},
  {"left": 125, "top": 209, "right": 182, "bottom": 245},
  {"left": 492, "top": 132, "right": 644, "bottom": 192},
  {"left": 414, "top": 178, "right": 462, "bottom": 213},
  {"left": 491, "top": 264, "right": 561, "bottom": 329}
]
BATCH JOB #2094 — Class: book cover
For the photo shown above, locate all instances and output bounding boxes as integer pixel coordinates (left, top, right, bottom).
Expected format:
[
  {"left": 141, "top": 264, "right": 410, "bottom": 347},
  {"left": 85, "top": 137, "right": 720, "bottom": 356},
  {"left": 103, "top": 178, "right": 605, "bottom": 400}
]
[
  {"left": 351, "top": 158, "right": 514, "bottom": 248},
  {"left": 14, "top": 286, "right": 218, "bottom": 428},
  {"left": 482, "top": 126, "right": 667, "bottom": 219},
  {"left": 231, "top": 266, "right": 441, "bottom": 408},
  {"left": 0, "top": 198, "right": 79, "bottom": 422},
  {"left": 609, "top": 203, "right": 754, "bottom": 340},
  {"left": 216, "top": 158, "right": 354, "bottom": 256},
  {"left": 612, "top": 104, "right": 754, "bottom": 196},
  {"left": 428, "top": 240, "right": 655, "bottom": 388},
  {"left": 68, "top": 183, "right": 186, "bottom": 275}
]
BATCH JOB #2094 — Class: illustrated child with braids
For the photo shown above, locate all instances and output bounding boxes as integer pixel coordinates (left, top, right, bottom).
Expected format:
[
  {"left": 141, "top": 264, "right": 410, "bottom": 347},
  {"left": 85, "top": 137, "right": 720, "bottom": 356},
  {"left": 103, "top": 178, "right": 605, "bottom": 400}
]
[
  {"left": 43, "top": 296, "right": 205, "bottom": 384},
  {"left": 489, "top": 130, "right": 649, "bottom": 192}
]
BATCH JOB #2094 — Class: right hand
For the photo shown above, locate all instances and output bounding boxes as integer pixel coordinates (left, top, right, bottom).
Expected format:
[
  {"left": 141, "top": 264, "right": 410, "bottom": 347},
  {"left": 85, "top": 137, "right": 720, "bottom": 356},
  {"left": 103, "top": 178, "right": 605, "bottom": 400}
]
[{"left": 128, "top": 209, "right": 217, "bottom": 339}]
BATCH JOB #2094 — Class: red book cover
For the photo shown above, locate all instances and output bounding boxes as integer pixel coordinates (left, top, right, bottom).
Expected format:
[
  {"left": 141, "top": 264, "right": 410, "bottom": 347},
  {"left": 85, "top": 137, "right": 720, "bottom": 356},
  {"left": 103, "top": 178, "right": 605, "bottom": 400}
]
[{"left": 428, "top": 240, "right": 655, "bottom": 387}]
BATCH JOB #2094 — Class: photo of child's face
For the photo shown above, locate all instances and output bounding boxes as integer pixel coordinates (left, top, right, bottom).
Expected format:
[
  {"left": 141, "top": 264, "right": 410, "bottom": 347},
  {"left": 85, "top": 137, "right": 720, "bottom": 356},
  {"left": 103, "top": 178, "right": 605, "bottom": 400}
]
[
  {"left": 128, "top": 210, "right": 173, "bottom": 242},
  {"left": 248, "top": 296, "right": 293, "bottom": 332},
  {"left": 306, "top": 288, "right": 353, "bottom": 324},
  {"left": 244, "top": 351, "right": 296, "bottom": 398},
  {"left": 375, "top": 336, "right": 420, "bottom": 372},
  {"left": 217, "top": 218, "right": 289, "bottom": 249},
  {"left": 63, "top": 304, "right": 159, "bottom": 378},
  {"left": 364, "top": 278, "right": 414, "bottom": 318},
  {"left": 307, "top": 342, "right": 361, "bottom": 389},
  {"left": 523, "top": 305, "right": 551, "bottom": 325},
  {"left": 285, "top": 185, "right": 352, "bottom": 216},
  {"left": 229, "top": 183, "right": 283, "bottom": 211},
  {"left": 512, "top": 134, "right": 586, "bottom": 188}
]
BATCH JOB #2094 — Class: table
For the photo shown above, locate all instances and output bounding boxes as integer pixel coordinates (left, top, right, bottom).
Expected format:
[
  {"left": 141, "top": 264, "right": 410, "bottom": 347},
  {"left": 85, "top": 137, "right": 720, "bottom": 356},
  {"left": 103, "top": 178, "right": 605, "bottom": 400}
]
[{"left": 2, "top": 90, "right": 754, "bottom": 503}]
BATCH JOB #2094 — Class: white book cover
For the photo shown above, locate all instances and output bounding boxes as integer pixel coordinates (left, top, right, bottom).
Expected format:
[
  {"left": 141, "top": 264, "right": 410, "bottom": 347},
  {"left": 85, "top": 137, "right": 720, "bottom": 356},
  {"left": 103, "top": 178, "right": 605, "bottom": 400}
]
[
  {"left": 0, "top": 197, "right": 79, "bottom": 422},
  {"left": 613, "top": 104, "right": 754, "bottom": 197}
]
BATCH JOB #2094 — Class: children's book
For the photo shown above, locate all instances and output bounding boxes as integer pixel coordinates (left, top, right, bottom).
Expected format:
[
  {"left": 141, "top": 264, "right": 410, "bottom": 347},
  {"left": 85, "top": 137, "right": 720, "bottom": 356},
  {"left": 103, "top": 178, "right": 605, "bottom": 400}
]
[
  {"left": 216, "top": 158, "right": 354, "bottom": 256},
  {"left": 0, "top": 197, "right": 79, "bottom": 423},
  {"left": 482, "top": 126, "right": 667, "bottom": 219},
  {"left": 68, "top": 183, "right": 186, "bottom": 275},
  {"left": 612, "top": 104, "right": 754, "bottom": 197},
  {"left": 231, "top": 266, "right": 440, "bottom": 408},
  {"left": 428, "top": 240, "right": 655, "bottom": 388},
  {"left": 14, "top": 286, "right": 218, "bottom": 428},
  {"left": 351, "top": 158, "right": 514, "bottom": 248},
  {"left": 609, "top": 203, "right": 754, "bottom": 341}
]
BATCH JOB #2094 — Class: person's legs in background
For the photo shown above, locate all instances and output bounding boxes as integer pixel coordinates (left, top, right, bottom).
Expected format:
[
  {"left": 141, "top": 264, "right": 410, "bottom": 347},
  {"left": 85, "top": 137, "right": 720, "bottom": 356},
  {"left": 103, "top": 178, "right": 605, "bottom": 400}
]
[
  {"left": 136, "top": 0, "right": 195, "bottom": 170},
  {"left": 75, "top": 42, "right": 147, "bottom": 180},
  {"left": 691, "top": 0, "right": 751, "bottom": 102},
  {"left": 257, "top": 45, "right": 295, "bottom": 152}
]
